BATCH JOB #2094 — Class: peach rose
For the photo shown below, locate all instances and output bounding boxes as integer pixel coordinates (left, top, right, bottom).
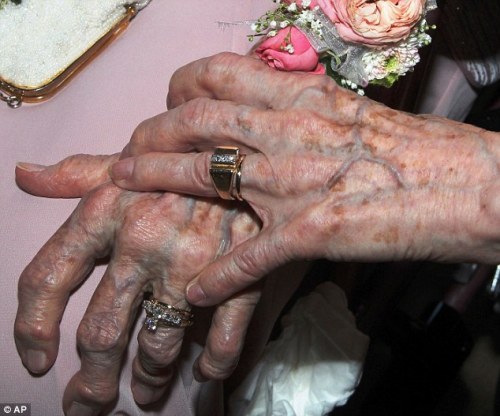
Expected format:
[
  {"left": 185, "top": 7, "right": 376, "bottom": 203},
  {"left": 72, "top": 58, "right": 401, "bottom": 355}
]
[
  {"left": 255, "top": 27, "right": 326, "bottom": 74},
  {"left": 318, "top": 0, "right": 425, "bottom": 47}
]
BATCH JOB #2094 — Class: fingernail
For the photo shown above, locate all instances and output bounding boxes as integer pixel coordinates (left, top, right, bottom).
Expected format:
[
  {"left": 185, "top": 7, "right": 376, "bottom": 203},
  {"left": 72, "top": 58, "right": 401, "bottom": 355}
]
[
  {"left": 131, "top": 379, "right": 163, "bottom": 405},
  {"left": 186, "top": 283, "right": 206, "bottom": 305},
  {"left": 67, "top": 402, "right": 98, "bottom": 416},
  {"left": 16, "top": 162, "right": 47, "bottom": 172},
  {"left": 25, "top": 349, "right": 49, "bottom": 373},
  {"left": 109, "top": 158, "right": 134, "bottom": 181}
]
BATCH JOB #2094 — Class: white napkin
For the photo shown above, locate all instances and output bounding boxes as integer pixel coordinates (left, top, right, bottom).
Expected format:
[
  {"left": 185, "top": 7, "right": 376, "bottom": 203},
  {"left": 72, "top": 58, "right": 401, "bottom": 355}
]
[{"left": 229, "top": 282, "right": 369, "bottom": 416}]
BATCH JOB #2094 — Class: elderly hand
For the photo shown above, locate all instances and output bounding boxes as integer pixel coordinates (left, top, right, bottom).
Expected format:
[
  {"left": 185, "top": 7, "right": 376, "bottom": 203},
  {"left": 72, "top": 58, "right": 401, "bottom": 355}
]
[
  {"left": 106, "top": 52, "right": 500, "bottom": 308},
  {"left": 14, "top": 160, "right": 260, "bottom": 415}
]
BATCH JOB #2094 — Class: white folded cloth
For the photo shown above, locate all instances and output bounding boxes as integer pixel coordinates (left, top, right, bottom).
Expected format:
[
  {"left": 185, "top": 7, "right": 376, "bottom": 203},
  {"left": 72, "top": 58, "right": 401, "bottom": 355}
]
[{"left": 229, "top": 282, "right": 369, "bottom": 416}]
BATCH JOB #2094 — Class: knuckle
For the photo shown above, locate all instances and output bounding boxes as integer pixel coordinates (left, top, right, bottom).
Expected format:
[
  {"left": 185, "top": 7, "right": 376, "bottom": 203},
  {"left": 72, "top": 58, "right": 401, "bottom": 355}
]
[
  {"left": 293, "top": 77, "right": 337, "bottom": 107},
  {"left": 225, "top": 290, "right": 261, "bottom": 311},
  {"left": 75, "top": 185, "right": 119, "bottom": 241},
  {"left": 177, "top": 97, "right": 216, "bottom": 133},
  {"left": 128, "top": 120, "right": 150, "bottom": 155},
  {"left": 212, "top": 336, "right": 242, "bottom": 363},
  {"left": 313, "top": 74, "right": 338, "bottom": 94},
  {"left": 75, "top": 378, "right": 118, "bottom": 406},
  {"left": 192, "top": 153, "right": 214, "bottom": 191},
  {"left": 229, "top": 247, "right": 265, "bottom": 284},
  {"left": 203, "top": 52, "right": 240, "bottom": 87},
  {"left": 130, "top": 155, "right": 152, "bottom": 184},
  {"left": 77, "top": 313, "right": 125, "bottom": 354},
  {"left": 138, "top": 332, "right": 183, "bottom": 369},
  {"left": 17, "top": 270, "right": 41, "bottom": 299},
  {"left": 200, "top": 348, "right": 239, "bottom": 380},
  {"left": 116, "top": 198, "right": 165, "bottom": 251},
  {"left": 15, "top": 318, "right": 57, "bottom": 344},
  {"left": 77, "top": 185, "right": 114, "bottom": 221},
  {"left": 229, "top": 233, "right": 292, "bottom": 280}
]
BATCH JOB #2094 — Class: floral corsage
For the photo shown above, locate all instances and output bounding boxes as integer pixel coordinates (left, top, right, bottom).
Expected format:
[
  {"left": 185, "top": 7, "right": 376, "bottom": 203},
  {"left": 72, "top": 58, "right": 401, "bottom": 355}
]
[{"left": 251, "top": 0, "right": 437, "bottom": 94}]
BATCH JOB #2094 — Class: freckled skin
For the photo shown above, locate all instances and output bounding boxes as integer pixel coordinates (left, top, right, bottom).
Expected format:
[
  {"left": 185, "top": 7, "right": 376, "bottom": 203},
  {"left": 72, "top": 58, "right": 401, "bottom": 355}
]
[
  {"left": 114, "top": 53, "right": 500, "bottom": 300},
  {"left": 373, "top": 226, "right": 399, "bottom": 245},
  {"left": 31, "top": 52, "right": 500, "bottom": 302},
  {"left": 14, "top": 53, "right": 500, "bottom": 413},
  {"left": 14, "top": 181, "right": 261, "bottom": 413}
]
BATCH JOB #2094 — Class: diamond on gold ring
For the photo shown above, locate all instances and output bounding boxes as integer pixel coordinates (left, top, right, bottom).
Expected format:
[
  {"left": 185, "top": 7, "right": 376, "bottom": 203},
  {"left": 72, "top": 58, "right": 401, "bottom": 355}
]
[{"left": 142, "top": 298, "right": 194, "bottom": 332}]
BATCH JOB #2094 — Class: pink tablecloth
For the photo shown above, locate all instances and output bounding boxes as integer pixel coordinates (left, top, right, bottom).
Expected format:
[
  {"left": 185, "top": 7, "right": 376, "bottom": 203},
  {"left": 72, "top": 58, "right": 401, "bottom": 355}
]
[{"left": 0, "top": 2, "right": 309, "bottom": 415}]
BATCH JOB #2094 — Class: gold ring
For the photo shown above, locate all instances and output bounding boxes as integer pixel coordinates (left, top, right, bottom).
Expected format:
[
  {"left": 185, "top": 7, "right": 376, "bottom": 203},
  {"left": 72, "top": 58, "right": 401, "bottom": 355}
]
[
  {"left": 142, "top": 298, "right": 194, "bottom": 332},
  {"left": 209, "top": 146, "right": 246, "bottom": 201},
  {"left": 232, "top": 154, "right": 245, "bottom": 201}
]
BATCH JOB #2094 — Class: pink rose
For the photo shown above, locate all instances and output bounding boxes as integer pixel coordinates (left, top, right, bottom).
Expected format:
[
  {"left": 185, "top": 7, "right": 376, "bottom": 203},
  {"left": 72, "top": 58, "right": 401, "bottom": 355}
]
[
  {"left": 284, "top": 0, "right": 320, "bottom": 8},
  {"left": 318, "top": 0, "right": 425, "bottom": 47},
  {"left": 255, "top": 27, "right": 326, "bottom": 74}
]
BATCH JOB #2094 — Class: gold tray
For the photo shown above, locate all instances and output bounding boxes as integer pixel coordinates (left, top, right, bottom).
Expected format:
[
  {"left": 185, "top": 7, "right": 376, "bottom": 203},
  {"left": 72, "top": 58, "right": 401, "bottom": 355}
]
[{"left": 0, "top": 4, "right": 139, "bottom": 108}]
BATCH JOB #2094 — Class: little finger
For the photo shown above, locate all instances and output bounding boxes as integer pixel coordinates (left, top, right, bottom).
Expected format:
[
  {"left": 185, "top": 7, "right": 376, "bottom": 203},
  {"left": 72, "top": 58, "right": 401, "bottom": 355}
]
[{"left": 194, "top": 286, "right": 261, "bottom": 381}]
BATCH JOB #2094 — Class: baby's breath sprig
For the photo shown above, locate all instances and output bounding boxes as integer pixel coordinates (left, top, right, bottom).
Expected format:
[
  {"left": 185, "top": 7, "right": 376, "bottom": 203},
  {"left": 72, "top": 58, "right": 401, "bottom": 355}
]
[
  {"left": 248, "top": 1, "right": 322, "bottom": 43},
  {"left": 362, "top": 18, "right": 435, "bottom": 87}
]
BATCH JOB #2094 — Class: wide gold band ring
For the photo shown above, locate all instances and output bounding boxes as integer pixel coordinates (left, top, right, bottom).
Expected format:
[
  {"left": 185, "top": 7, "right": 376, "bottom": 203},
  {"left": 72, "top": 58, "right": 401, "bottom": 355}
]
[{"left": 209, "top": 146, "right": 245, "bottom": 201}]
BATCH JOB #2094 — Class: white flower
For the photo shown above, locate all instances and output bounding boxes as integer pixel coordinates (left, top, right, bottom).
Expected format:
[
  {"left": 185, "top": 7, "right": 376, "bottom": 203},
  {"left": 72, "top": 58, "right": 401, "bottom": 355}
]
[
  {"left": 362, "top": 21, "right": 432, "bottom": 82},
  {"left": 270, "top": 20, "right": 277, "bottom": 28},
  {"left": 267, "top": 30, "right": 278, "bottom": 37},
  {"left": 285, "top": 44, "right": 295, "bottom": 54},
  {"left": 296, "top": 10, "right": 315, "bottom": 27},
  {"left": 280, "top": 20, "right": 290, "bottom": 28},
  {"left": 250, "top": 23, "right": 258, "bottom": 31},
  {"left": 302, "top": 0, "right": 311, "bottom": 7},
  {"left": 311, "top": 19, "right": 322, "bottom": 32},
  {"left": 300, "top": 10, "right": 314, "bottom": 22},
  {"left": 287, "top": 2, "right": 297, "bottom": 12}
]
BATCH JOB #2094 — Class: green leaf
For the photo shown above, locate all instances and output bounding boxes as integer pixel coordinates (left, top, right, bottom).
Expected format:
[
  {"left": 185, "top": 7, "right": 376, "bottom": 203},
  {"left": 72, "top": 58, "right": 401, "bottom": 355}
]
[{"left": 370, "top": 73, "right": 400, "bottom": 88}]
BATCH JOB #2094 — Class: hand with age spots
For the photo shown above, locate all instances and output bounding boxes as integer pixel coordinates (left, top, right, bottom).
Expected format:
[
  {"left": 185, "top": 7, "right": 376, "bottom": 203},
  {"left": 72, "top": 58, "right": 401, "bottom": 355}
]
[
  {"left": 14, "top": 162, "right": 261, "bottom": 415},
  {"left": 105, "top": 52, "right": 500, "bottom": 308}
]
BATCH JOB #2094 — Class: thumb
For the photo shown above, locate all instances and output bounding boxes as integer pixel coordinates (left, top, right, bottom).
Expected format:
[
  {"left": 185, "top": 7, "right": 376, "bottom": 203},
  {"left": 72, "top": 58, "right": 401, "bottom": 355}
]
[
  {"left": 16, "top": 153, "right": 119, "bottom": 198},
  {"left": 186, "top": 231, "right": 292, "bottom": 307}
]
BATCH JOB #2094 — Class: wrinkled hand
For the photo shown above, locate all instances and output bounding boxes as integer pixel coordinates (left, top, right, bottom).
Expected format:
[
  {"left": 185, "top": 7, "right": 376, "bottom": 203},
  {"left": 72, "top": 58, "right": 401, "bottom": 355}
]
[
  {"left": 14, "top": 160, "right": 260, "bottom": 415},
  {"left": 107, "top": 52, "right": 500, "bottom": 307}
]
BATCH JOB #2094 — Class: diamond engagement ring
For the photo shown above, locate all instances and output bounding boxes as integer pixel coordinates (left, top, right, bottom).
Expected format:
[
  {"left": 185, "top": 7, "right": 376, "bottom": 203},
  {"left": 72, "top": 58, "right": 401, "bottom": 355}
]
[
  {"left": 209, "top": 146, "right": 245, "bottom": 201},
  {"left": 142, "top": 298, "right": 194, "bottom": 332}
]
